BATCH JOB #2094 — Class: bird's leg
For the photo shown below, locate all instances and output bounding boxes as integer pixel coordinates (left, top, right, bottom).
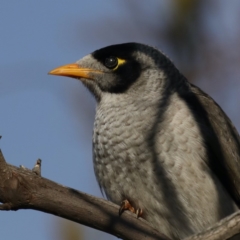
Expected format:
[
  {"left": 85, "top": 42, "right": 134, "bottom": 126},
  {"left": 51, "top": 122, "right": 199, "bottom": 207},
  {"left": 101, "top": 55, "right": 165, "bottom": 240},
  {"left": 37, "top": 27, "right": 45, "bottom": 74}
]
[{"left": 119, "top": 199, "right": 143, "bottom": 218}]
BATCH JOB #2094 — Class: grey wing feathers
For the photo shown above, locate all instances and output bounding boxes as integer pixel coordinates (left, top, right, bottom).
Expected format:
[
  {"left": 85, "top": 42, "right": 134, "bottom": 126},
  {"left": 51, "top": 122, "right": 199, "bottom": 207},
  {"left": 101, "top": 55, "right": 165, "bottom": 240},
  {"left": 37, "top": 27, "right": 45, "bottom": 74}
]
[{"left": 191, "top": 84, "right": 240, "bottom": 207}]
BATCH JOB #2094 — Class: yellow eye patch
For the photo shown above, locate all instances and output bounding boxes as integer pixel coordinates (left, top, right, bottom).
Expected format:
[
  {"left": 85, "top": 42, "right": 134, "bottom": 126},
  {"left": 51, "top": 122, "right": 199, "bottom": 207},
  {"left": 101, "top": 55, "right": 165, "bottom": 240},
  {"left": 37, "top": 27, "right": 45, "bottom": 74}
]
[{"left": 112, "top": 58, "right": 126, "bottom": 70}]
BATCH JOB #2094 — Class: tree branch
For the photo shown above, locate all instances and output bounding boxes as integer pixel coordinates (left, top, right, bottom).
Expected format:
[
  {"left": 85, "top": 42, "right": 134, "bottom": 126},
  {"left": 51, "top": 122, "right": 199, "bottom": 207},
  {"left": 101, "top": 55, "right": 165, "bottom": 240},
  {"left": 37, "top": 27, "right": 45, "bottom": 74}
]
[
  {"left": 0, "top": 149, "right": 169, "bottom": 240},
  {"left": 185, "top": 211, "right": 240, "bottom": 240},
  {"left": 1, "top": 148, "right": 240, "bottom": 240}
]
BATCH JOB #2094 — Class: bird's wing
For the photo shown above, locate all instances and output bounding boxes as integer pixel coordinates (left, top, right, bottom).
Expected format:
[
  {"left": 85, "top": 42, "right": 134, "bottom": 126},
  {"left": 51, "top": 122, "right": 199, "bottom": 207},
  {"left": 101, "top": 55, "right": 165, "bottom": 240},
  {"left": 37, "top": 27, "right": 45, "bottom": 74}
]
[{"left": 189, "top": 84, "right": 240, "bottom": 206}]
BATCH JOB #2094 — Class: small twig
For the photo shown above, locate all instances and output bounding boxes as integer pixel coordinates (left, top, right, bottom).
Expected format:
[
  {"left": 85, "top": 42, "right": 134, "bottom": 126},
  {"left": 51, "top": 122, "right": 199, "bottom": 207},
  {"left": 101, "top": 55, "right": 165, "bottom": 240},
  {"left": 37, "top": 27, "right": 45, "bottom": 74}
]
[{"left": 32, "top": 159, "right": 42, "bottom": 176}]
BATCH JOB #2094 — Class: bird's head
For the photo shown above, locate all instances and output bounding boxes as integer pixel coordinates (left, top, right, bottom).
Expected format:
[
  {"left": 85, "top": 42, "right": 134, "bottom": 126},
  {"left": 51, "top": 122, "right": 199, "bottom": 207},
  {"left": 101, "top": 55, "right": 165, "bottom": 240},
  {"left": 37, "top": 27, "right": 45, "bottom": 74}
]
[{"left": 49, "top": 43, "right": 184, "bottom": 101}]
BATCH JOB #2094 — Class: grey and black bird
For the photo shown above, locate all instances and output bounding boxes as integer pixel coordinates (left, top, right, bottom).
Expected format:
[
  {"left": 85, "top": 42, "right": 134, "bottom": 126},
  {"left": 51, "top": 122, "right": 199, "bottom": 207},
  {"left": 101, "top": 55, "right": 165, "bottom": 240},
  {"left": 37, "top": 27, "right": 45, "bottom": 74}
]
[{"left": 49, "top": 43, "right": 240, "bottom": 239}]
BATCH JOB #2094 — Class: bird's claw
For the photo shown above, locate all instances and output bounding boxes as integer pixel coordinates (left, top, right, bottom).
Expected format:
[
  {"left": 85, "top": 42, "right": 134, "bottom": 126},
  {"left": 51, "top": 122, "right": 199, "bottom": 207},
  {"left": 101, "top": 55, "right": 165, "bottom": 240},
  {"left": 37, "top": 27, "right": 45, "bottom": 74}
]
[
  {"left": 119, "top": 199, "right": 135, "bottom": 215},
  {"left": 119, "top": 199, "right": 143, "bottom": 218},
  {"left": 136, "top": 208, "right": 143, "bottom": 218}
]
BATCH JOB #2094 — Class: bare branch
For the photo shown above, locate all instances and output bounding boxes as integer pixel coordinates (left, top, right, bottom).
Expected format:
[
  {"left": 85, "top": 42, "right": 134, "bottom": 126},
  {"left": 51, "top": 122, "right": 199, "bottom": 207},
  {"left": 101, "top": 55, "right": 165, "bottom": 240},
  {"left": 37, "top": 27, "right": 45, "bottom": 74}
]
[
  {"left": 1, "top": 148, "right": 240, "bottom": 240},
  {"left": 0, "top": 149, "right": 169, "bottom": 240},
  {"left": 185, "top": 211, "right": 240, "bottom": 240}
]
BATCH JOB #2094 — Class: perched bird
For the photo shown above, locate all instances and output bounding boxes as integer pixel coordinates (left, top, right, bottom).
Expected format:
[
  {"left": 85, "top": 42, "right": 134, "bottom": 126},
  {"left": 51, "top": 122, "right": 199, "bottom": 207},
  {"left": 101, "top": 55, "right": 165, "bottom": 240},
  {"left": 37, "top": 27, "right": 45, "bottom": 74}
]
[{"left": 49, "top": 43, "right": 240, "bottom": 239}]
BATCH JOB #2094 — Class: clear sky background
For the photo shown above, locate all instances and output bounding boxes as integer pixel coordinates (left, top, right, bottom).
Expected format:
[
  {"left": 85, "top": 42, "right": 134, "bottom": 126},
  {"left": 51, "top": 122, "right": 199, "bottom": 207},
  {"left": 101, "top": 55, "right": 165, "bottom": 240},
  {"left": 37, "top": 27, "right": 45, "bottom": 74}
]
[{"left": 1, "top": 1, "right": 240, "bottom": 240}]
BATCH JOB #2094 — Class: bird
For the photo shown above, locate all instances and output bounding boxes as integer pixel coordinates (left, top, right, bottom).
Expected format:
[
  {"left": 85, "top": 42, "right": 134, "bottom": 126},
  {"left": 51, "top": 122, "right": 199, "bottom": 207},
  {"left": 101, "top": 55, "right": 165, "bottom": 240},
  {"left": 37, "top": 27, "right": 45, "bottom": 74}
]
[{"left": 49, "top": 43, "right": 240, "bottom": 239}]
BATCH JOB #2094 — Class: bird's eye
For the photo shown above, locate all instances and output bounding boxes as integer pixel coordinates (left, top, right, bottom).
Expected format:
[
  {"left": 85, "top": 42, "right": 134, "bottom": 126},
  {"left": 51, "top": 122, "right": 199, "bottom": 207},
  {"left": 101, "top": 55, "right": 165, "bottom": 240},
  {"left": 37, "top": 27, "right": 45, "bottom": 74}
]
[{"left": 104, "top": 56, "right": 118, "bottom": 69}]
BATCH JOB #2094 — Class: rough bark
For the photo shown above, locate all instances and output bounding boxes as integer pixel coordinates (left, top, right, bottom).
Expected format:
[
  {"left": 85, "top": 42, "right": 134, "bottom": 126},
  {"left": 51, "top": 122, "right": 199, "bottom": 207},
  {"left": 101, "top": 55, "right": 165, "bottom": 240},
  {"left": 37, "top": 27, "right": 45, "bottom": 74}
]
[
  {"left": 0, "top": 149, "right": 240, "bottom": 240},
  {"left": 0, "top": 149, "right": 169, "bottom": 240}
]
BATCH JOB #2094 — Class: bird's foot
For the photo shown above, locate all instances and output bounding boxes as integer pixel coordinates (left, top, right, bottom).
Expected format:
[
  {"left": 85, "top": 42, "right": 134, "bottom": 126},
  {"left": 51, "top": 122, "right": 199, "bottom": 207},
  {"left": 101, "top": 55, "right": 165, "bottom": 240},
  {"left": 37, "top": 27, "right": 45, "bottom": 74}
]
[
  {"left": 119, "top": 199, "right": 135, "bottom": 215},
  {"left": 119, "top": 199, "right": 143, "bottom": 218}
]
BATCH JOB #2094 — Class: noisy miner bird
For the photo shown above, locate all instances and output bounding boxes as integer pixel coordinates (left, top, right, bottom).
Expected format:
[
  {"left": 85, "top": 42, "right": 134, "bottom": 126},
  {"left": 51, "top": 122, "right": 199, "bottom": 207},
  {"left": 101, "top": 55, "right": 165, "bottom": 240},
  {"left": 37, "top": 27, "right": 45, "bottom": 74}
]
[{"left": 49, "top": 43, "right": 240, "bottom": 240}]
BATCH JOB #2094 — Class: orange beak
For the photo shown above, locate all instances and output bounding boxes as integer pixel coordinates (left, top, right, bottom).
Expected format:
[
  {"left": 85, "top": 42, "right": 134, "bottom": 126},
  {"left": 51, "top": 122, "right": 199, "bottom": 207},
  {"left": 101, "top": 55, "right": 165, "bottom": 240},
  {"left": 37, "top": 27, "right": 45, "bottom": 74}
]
[{"left": 48, "top": 63, "right": 102, "bottom": 80}]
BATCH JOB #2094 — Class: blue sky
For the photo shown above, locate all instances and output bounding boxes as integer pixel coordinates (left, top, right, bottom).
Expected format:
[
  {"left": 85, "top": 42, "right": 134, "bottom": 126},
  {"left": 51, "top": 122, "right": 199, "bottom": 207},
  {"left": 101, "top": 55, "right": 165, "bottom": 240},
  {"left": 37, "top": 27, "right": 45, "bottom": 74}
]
[{"left": 1, "top": 1, "right": 240, "bottom": 240}]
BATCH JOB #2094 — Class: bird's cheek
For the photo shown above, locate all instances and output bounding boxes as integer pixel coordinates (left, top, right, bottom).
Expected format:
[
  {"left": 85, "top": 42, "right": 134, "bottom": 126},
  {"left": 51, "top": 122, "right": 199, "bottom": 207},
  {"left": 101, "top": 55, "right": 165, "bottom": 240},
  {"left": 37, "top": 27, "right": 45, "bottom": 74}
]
[{"left": 98, "top": 75, "right": 117, "bottom": 92}]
